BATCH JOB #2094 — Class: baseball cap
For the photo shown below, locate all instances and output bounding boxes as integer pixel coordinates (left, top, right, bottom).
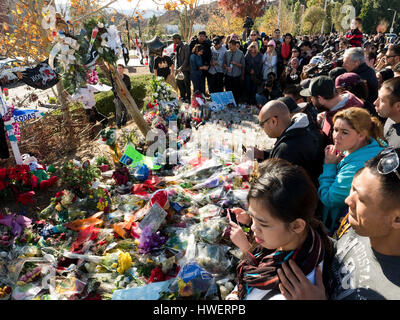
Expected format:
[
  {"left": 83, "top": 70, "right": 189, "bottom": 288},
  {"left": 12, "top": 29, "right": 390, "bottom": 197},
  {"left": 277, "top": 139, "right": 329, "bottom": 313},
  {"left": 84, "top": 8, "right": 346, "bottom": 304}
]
[
  {"left": 329, "top": 67, "right": 347, "bottom": 81},
  {"left": 278, "top": 96, "right": 302, "bottom": 114},
  {"left": 335, "top": 72, "right": 361, "bottom": 88},
  {"left": 300, "top": 75, "right": 336, "bottom": 97},
  {"left": 172, "top": 34, "right": 181, "bottom": 40},
  {"left": 212, "top": 37, "right": 222, "bottom": 45}
]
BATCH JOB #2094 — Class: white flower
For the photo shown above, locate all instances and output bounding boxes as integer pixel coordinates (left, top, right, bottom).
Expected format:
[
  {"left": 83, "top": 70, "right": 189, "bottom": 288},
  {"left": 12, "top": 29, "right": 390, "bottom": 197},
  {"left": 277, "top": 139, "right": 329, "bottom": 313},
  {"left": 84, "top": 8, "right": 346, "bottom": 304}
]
[{"left": 98, "top": 22, "right": 104, "bottom": 28}]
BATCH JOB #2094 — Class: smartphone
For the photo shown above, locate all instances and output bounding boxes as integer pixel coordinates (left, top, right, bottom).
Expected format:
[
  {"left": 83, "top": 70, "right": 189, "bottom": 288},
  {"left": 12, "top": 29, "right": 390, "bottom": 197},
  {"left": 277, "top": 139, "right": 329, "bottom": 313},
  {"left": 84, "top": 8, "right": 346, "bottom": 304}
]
[
  {"left": 242, "top": 145, "right": 247, "bottom": 153},
  {"left": 228, "top": 209, "right": 238, "bottom": 224}
]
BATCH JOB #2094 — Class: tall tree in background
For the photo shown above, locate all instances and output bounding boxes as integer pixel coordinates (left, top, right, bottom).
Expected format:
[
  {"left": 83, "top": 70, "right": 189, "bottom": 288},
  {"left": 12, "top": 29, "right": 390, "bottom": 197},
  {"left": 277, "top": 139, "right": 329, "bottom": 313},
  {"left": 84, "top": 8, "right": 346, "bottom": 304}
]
[
  {"left": 152, "top": 0, "right": 199, "bottom": 42},
  {"left": 206, "top": 7, "right": 244, "bottom": 36},
  {"left": 302, "top": 6, "right": 326, "bottom": 34},
  {"left": 218, "top": 0, "right": 268, "bottom": 19},
  {"left": 292, "top": 1, "right": 302, "bottom": 35}
]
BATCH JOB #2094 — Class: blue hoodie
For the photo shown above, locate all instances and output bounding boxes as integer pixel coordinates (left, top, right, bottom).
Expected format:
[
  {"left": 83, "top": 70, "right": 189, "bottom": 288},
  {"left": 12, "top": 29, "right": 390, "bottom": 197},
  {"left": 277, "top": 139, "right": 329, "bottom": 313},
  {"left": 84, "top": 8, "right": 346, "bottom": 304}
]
[{"left": 318, "top": 138, "right": 383, "bottom": 234}]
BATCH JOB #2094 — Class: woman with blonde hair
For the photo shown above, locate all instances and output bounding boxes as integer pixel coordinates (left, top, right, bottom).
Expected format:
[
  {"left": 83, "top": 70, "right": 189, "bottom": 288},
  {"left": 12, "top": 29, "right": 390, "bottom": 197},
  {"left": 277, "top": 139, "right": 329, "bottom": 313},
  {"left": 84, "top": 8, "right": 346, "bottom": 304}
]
[{"left": 318, "top": 107, "right": 386, "bottom": 234}]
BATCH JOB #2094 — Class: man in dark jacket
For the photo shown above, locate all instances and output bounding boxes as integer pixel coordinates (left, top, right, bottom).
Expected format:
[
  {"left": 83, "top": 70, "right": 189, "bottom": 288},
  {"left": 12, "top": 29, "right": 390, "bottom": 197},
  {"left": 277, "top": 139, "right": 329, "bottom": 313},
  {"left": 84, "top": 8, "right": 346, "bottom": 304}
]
[
  {"left": 173, "top": 34, "right": 191, "bottom": 103},
  {"left": 343, "top": 47, "right": 378, "bottom": 103},
  {"left": 190, "top": 31, "right": 212, "bottom": 93},
  {"left": 249, "top": 100, "right": 325, "bottom": 186},
  {"left": 112, "top": 64, "right": 131, "bottom": 128}
]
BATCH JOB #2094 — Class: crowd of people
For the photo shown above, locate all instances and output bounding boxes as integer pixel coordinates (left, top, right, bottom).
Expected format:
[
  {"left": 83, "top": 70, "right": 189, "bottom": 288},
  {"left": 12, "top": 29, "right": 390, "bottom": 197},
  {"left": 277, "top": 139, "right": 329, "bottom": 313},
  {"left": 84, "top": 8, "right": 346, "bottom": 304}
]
[{"left": 146, "top": 17, "right": 400, "bottom": 300}]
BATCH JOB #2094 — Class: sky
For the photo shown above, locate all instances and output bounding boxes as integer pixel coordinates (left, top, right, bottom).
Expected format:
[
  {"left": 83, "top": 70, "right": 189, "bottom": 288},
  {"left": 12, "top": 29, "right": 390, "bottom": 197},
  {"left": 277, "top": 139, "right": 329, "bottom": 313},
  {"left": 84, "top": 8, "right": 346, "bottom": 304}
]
[{"left": 55, "top": 0, "right": 213, "bottom": 16}]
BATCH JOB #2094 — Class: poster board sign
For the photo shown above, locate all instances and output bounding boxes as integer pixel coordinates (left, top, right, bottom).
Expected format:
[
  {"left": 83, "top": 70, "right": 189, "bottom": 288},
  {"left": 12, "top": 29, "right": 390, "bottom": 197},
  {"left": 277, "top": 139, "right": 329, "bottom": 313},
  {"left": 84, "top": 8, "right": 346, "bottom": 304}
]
[
  {"left": 210, "top": 91, "right": 236, "bottom": 108},
  {"left": 13, "top": 109, "right": 45, "bottom": 123},
  {"left": 119, "top": 143, "right": 162, "bottom": 170}
]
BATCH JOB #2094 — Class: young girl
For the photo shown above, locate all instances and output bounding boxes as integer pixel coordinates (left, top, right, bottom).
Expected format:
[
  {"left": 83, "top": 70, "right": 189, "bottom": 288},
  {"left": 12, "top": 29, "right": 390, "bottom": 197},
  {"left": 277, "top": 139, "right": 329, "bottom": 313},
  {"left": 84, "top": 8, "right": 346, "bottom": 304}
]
[{"left": 227, "top": 158, "right": 333, "bottom": 300}]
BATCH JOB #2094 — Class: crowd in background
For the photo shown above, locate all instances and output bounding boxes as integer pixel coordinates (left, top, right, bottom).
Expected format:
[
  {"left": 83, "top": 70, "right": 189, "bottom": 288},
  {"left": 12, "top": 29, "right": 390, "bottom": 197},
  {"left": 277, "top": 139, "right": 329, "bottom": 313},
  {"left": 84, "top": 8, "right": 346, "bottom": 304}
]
[{"left": 145, "top": 18, "right": 400, "bottom": 301}]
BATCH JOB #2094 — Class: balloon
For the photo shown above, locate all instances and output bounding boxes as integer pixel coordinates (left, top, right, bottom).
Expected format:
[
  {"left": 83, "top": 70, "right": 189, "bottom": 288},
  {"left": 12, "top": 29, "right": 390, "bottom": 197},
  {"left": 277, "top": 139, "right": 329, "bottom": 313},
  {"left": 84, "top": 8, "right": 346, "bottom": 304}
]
[{"left": 146, "top": 36, "right": 166, "bottom": 57}]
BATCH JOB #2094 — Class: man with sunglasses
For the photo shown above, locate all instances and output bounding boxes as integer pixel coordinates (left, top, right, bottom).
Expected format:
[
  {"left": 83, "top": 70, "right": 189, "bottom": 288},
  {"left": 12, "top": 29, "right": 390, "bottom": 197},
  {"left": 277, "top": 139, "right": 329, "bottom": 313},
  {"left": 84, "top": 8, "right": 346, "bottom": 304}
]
[
  {"left": 384, "top": 44, "right": 400, "bottom": 69},
  {"left": 276, "top": 147, "right": 400, "bottom": 300},
  {"left": 247, "top": 100, "right": 325, "bottom": 186},
  {"left": 374, "top": 77, "right": 400, "bottom": 148}
]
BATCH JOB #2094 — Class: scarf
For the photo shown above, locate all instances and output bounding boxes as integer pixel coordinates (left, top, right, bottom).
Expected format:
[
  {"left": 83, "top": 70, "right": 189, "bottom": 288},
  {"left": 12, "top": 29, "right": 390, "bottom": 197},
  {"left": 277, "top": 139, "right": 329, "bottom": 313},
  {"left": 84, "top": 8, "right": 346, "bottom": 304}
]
[
  {"left": 236, "top": 228, "right": 324, "bottom": 300},
  {"left": 281, "top": 42, "right": 291, "bottom": 60}
]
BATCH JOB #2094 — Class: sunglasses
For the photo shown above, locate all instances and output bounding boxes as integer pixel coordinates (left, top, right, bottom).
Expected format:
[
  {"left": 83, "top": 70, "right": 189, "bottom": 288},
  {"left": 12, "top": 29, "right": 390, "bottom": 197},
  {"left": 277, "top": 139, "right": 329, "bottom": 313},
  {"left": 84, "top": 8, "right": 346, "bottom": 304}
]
[
  {"left": 386, "top": 54, "right": 400, "bottom": 58},
  {"left": 377, "top": 147, "right": 400, "bottom": 181},
  {"left": 259, "top": 116, "right": 275, "bottom": 127}
]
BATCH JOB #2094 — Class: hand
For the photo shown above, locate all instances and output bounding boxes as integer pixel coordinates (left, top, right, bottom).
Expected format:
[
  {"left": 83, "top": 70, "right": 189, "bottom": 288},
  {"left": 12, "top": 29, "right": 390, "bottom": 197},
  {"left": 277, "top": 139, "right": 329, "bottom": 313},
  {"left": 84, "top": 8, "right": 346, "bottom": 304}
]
[
  {"left": 277, "top": 260, "right": 327, "bottom": 300},
  {"left": 324, "top": 145, "right": 343, "bottom": 164},
  {"left": 231, "top": 208, "right": 251, "bottom": 225},
  {"left": 250, "top": 69, "right": 254, "bottom": 75},
  {"left": 229, "top": 221, "right": 251, "bottom": 254},
  {"left": 317, "top": 112, "right": 324, "bottom": 126},
  {"left": 226, "top": 67, "right": 233, "bottom": 72}
]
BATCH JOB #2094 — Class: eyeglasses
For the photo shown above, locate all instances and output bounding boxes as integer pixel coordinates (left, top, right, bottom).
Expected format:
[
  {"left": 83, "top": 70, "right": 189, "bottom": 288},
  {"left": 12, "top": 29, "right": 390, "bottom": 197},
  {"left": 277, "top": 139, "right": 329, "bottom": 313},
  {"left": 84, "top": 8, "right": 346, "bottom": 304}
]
[
  {"left": 251, "top": 34, "right": 257, "bottom": 36},
  {"left": 377, "top": 147, "right": 400, "bottom": 181},
  {"left": 386, "top": 54, "right": 400, "bottom": 58},
  {"left": 259, "top": 116, "right": 275, "bottom": 127}
]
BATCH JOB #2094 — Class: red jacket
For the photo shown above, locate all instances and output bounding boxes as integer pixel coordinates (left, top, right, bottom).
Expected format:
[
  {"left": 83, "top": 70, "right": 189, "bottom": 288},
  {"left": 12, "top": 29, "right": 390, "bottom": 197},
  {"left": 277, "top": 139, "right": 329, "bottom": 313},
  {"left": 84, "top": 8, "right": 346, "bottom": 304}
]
[{"left": 345, "top": 28, "right": 363, "bottom": 47}]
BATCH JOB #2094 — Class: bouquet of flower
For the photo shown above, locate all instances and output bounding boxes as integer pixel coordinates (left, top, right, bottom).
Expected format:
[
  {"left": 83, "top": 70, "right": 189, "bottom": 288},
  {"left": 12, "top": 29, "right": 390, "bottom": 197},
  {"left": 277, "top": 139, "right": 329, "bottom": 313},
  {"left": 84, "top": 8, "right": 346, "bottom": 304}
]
[
  {"left": 61, "top": 160, "right": 100, "bottom": 197},
  {"left": 0, "top": 165, "right": 37, "bottom": 204},
  {"left": 148, "top": 76, "right": 177, "bottom": 103},
  {"left": 86, "top": 68, "right": 99, "bottom": 85}
]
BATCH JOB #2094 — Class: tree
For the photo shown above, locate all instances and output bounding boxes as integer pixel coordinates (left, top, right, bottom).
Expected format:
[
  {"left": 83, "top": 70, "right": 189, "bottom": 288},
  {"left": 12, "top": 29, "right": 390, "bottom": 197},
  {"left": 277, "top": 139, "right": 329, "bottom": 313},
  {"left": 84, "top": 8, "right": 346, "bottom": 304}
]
[
  {"left": 218, "top": 0, "right": 269, "bottom": 19},
  {"left": 302, "top": 6, "right": 326, "bottom": 34},
  {"left": 292, "top": 1, "right": 302, "bottom": 35},
  {"left": 255, "top": 1, "right": 294, "bottom": 36},
  {"left": 206, "top": 8, "right": 244, "bottom": 36},
  {"left": 152, "top": 0, "right": 199, "bottom": 43}
]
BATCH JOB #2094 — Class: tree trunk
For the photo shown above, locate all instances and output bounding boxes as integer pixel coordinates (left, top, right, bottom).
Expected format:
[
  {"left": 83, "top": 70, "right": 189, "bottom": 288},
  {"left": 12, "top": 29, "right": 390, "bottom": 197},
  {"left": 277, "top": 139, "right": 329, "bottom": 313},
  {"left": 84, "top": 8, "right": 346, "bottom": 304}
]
[
  {"left": 55, "top": 80, "right": 76, "bottom": 149},
  {"left": 99, "top": 61, "right": 150, "bottom": 137}
]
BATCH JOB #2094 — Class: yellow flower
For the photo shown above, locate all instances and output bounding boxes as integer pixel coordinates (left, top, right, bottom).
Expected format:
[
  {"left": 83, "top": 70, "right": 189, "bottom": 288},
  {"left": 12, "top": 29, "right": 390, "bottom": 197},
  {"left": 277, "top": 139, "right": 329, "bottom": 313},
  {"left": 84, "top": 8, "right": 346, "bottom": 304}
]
[
  {"left": 55, "top": 203, "right": 62, "bottom": 211},
  {"left": 117, "top": 252, "right": 132, "bottom": 275}
]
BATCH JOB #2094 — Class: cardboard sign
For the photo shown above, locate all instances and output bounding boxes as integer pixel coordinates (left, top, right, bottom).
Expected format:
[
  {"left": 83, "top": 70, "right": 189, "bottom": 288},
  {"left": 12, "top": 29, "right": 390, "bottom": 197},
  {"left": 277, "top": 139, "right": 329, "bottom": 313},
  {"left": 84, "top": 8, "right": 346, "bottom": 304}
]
[
  {"left": 119, "top": 143, "right": 162, "bottom": 170},
  {"left": 210, "top": 91, "right": 236, "bottom": 107},
  {"left": 13, "top": 109, "right": 45, "bottom": 123}
]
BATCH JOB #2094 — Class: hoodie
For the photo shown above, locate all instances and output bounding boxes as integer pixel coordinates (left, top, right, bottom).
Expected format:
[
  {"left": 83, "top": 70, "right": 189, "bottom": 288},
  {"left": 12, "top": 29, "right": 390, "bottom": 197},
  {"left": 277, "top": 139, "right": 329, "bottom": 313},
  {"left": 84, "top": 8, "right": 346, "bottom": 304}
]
[
  {"left": 318, "top": 138, "right": 383, "bottom": 234},
  {"left": 266, "top": 113, "right": 325, "bottom": 186}
]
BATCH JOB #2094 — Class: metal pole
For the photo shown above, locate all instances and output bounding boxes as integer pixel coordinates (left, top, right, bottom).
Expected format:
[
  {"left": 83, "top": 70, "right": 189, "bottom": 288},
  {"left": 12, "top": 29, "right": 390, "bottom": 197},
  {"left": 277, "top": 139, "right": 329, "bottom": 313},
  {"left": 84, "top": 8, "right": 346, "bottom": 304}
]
[
  {"left": 321, "top": 0, "right": 328, "bottom": 35},
  {"left": 390, "top": 10, "right": 397, "bottom": 34}
]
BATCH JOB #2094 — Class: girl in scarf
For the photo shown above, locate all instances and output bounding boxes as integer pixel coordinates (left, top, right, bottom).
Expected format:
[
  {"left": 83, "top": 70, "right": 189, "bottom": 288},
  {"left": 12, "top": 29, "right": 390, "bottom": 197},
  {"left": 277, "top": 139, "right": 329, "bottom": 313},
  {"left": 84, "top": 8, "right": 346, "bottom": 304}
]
[{"left": 226, "top": 158, "right": 333, "bottom": 300}]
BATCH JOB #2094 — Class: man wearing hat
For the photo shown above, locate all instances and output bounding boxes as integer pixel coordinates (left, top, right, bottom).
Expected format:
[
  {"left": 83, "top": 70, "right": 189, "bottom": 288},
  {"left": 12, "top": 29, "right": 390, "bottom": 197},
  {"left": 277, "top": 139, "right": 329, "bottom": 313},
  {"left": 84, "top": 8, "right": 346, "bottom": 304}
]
[
  {"left": 208, "top": 36, "right": 227, "bottom": 93},
  {"left": 190, "top": 31, "right": 212, "bottom": 93},
  {"left": 300, "top": 75, "right": 363, "bottom": 143},
  {"left": 173, "top": 34, "right": 191, "bottom": 103}
]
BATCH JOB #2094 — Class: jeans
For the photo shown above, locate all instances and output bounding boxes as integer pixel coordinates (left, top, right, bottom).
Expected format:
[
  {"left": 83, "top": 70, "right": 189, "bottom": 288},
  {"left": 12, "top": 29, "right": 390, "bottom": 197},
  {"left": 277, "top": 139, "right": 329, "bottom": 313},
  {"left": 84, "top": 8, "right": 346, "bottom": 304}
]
[
  {"left": 114, "top": 98, "right": 128, "bottom": 127},
  {"left": 191, "top": 72, "right": 205, "bottom": 94},
  {"left": 224, "top": 75, "right": 241, "bottom": 105},
  {"left": 256, "top": 93, "right": 269, "bottom": 106},
  {"left": 245, "top": 74, "right": 259, "bottom": 105},
  {"left": 177, "top": 71, "right": 191, "bottom": 101},
  {"left": 208, "top": 72, "right": 225, "bottom": 93}
]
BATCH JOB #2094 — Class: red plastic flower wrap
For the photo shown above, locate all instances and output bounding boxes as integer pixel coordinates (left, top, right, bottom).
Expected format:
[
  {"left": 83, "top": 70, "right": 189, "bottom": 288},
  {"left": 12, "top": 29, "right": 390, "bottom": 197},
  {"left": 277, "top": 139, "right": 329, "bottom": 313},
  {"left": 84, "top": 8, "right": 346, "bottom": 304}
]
[{"left": 112, "top": 167, "right": 130, "bottom": 186}]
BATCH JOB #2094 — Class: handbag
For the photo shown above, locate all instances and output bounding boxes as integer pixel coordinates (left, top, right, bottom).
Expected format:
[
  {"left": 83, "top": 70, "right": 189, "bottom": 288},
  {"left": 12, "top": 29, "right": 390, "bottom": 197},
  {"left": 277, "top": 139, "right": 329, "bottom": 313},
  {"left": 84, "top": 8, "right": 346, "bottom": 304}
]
[{"left": 175, "top": 71, "right": 184, "bottom": 81}]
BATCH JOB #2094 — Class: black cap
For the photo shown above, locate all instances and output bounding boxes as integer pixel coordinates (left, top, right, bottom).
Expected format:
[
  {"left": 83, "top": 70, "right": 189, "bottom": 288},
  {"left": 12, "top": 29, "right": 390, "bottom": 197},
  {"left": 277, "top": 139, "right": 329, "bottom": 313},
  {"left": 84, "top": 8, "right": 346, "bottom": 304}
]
[
  {"left": 278, "top": 96, "right": 302, "bottom": 114},
  {"left": 172, "top": 34, "right": 181, "bottom": 40},
  {"left": 300, "top": 75, "right": 336, "bottom": 97},
  {"left": 329, "top": 67, "right": 347, "bottom": 81},
  {"left": 212, "top": 37, "right": 222, "bottom": 45}
]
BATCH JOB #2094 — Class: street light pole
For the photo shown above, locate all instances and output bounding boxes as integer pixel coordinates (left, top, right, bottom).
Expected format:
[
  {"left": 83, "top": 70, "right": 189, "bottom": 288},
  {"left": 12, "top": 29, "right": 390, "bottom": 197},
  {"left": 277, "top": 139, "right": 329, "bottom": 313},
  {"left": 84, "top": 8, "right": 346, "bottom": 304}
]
[
  {"left": 388, "top": 8, "right": 397, "bottom": 34},
  {"left": 321, "top": 0, "right": 328, "bottom": 35}
]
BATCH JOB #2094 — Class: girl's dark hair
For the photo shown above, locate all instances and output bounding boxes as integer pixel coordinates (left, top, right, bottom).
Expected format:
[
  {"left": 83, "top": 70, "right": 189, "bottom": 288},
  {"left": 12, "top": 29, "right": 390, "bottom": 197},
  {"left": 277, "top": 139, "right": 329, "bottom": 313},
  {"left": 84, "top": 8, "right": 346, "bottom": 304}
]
[
  {"left": 248, "top": 158, "right": 318, "bottom": 225},
  {"left": 192, "top": 44, "right": 204, "bottom": 54},
  {"left": 248, "top": 158, "right": 334, "bottom": 279},
  {"left": 343, "top": 79, "right": 369, "bottom": 101}
]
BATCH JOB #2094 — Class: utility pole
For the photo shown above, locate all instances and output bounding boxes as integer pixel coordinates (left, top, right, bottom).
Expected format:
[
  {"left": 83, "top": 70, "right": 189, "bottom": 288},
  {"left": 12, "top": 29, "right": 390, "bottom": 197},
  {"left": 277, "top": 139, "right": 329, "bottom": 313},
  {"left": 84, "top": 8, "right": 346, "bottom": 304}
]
[
  {"left": 388, "top": 8, "right": 397, "bottom": 34},
  {"left": 126, "top": 20, "right": 130, "bottom": 49},
  {"left": 321, "top": 0, "right": 328, "bottom": 35}
]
